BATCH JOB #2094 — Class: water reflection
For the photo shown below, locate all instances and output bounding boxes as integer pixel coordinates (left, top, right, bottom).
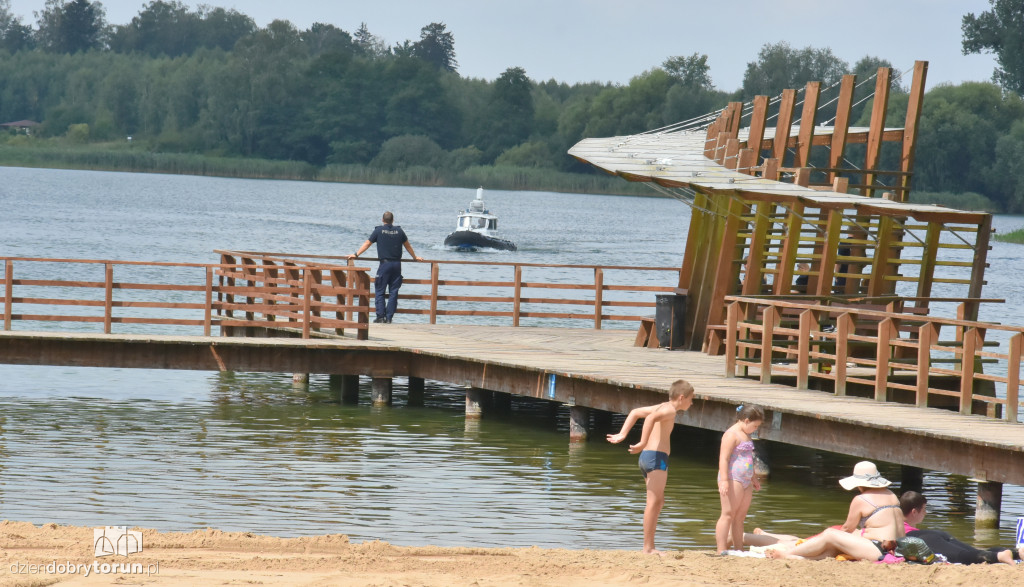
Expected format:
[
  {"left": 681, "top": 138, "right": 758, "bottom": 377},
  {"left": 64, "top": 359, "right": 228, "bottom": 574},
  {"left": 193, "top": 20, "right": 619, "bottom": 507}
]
[{"left": 0, "top": 364, "right": 1019, "bottom": 550}]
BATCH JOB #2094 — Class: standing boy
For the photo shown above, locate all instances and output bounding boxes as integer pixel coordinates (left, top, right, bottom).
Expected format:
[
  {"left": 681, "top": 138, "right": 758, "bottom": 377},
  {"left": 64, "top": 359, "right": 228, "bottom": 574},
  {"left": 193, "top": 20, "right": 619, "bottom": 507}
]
[
  {"left": 347, "top": 211, "right": 423, "bottom": 323},
  {"left": 606, "top": 379, "right": 695, "bottom": 555}
]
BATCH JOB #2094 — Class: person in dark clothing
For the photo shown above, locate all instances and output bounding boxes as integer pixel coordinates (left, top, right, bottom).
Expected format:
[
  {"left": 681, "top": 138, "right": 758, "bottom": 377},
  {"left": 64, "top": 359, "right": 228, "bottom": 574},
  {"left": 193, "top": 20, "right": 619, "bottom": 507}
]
[
  {"left": 347, "top": 211, "right": 423, "bottom": 323},
  {"left": 900, "top": 491, "right": 1023, "bottom": 564}
]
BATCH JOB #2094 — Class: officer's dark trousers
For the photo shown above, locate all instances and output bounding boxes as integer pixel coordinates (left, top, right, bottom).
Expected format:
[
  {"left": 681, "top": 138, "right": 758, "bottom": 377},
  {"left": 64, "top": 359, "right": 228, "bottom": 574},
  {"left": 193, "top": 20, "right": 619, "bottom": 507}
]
[{"left": 375, "top": 260, "right": 403, "bottom": 321}]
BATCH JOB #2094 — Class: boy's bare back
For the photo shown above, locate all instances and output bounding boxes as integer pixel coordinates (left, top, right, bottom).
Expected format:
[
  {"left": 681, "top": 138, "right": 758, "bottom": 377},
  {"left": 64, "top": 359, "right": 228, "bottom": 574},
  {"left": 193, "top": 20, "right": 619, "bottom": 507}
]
[{"left": 631, "top": 403, "right": 676, "bottom": 454}]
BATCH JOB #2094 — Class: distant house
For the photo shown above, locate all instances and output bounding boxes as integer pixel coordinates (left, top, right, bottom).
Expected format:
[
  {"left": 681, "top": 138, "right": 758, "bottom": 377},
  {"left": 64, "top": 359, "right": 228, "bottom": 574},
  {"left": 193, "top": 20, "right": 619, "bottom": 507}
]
[{"left": 1, "top": 120, "right": 40, "bottom": 134}]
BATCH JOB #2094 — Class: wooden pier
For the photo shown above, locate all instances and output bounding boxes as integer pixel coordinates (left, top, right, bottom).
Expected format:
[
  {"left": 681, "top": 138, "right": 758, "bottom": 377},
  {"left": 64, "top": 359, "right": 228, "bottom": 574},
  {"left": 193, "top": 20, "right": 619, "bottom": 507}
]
[{"left": 2, "top": 324, "right": 1022, "bottom": 493}]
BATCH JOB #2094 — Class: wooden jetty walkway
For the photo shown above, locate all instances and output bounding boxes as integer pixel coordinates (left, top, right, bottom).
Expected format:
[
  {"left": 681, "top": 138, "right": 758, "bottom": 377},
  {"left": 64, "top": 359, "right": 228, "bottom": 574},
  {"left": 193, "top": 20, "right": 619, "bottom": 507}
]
[{"left": 3, "top": 324, "right": 1022, "bottom": 494}]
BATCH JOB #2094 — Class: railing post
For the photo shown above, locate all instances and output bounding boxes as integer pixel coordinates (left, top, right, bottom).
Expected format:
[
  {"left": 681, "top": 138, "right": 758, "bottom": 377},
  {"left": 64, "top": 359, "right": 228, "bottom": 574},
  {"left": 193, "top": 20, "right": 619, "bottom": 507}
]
[
  {"left": 262, "top": 259, "right": 278, "bottom": 322},
  {"left": 797, "top": 309, "right": 811, "bottom": 389},
  {"left": 874, "top": 317, "right": 895, "bottom": 402},
  {"left": 916, "top": 322, "right": 938, "bottom": 408},
  {"left": 513, "top": 265, "right": 522, "bottom": 327},
  {"left": 738, "top": 301, "right": 752, "bottom": 377},
  {"left": 759, "top": 305, "right": 778, "bottom": 384},
  {"left": 104, "top": 262, "right": 114, "bottom": 334},
  {"left": 429, "top": 262, "right": 439, "bottom": 324},
  {"left": 959, "top": 327, "right": 981, "bottom": 415},
  {"left": 3, "top": 259, "right": 12, "bottom": 331},
  {"left": 593, "top": 268, "right": 604, "bottom": 329},
  {"left": 204, "top": 265, "right": 213, "bottom": 336},
  {"left": 834, "top": 312, "right": 853, "bottom": 396},
  {"left": 725, "top": 301, "right": 738, "bottom": 377},
  {"left": 1007, "top": 333, "right": 1021, "bottom": 423},
  {"left": 242, "top": 257, "right": 256, "bottom": 322},
  {"left": 311, "top": 268, "right": 322, "bottom": 333},
  {"left": 331, "top": 268, "right": 347, "bottom": 336},
  {"left": 220, "top": 254, "right": 235, "bottom": 318},
  {"left": 302, "top": 269, "right": 312, "bottom": 339},
  {"left": 356, "top": 271, "right": 370, "bottom": 341}
]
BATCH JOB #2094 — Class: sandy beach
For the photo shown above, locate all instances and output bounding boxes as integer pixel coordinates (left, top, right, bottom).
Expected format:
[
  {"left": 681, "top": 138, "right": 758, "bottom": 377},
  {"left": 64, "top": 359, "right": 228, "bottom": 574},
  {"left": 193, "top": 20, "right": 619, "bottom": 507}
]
[{"left": 0, "top": 521, "right": 1021, "bottom": 586}]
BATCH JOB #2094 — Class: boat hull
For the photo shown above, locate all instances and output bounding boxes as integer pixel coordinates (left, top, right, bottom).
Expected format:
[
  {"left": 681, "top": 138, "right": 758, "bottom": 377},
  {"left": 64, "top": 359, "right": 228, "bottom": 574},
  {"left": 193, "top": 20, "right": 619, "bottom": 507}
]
[{"left": 444, "top": 230, "right": 517, "bottom": 251}]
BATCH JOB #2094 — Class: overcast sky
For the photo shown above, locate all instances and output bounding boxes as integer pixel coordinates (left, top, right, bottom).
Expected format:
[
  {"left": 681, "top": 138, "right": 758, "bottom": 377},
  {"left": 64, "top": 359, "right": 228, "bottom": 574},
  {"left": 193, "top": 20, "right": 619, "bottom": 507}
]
[{"left": 6, "top": 0, "right": 1002, "bottom": 91}]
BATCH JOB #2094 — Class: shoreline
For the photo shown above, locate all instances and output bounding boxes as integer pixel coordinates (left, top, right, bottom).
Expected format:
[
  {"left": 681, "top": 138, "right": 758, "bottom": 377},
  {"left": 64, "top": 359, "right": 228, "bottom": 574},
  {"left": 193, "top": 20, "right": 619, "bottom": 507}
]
[{"left": 1, "top": 521, "right": 1021, "bottom": 586}]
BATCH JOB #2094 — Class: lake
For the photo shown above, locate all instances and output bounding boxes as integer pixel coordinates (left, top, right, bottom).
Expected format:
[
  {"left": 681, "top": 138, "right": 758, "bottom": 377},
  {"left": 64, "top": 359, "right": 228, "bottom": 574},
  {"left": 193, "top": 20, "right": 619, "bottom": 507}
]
[{"left": 1, "top": 166, "right": 1023, "bottom": 550}]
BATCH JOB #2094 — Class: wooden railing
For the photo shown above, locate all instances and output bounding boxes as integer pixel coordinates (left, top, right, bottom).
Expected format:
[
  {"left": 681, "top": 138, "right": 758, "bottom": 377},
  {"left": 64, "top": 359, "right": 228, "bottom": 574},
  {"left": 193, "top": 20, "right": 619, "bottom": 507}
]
[
  {"left": 722, "top": 296, "right": 1023, "bottom": 422},
  {"left": 1, "top": 257, "right": 372, "bottom": 339},
  {"left": 217, "top": 250, "right": 680, "bottom": 329}
]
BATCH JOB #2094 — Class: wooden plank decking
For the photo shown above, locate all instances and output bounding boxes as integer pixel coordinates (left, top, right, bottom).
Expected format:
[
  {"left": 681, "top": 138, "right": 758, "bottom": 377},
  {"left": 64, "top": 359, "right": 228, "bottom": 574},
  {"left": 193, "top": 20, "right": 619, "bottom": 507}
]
[{"left": 2, "top": 325, "right": 1022, "bottom": 486}]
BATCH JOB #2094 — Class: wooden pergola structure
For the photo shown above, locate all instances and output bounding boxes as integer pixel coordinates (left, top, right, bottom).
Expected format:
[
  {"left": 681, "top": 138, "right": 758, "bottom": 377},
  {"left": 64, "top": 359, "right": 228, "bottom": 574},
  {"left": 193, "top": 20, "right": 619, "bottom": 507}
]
[{"left": 569, "top": 62, "right": 993, "bottom": 352}]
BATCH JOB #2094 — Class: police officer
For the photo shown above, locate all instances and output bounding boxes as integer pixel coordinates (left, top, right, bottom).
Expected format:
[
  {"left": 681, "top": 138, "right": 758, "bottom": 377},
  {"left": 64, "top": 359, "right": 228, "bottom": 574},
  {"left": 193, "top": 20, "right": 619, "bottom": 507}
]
[{"left": 348, "top": 211, "right": 423, "bottom": 323}]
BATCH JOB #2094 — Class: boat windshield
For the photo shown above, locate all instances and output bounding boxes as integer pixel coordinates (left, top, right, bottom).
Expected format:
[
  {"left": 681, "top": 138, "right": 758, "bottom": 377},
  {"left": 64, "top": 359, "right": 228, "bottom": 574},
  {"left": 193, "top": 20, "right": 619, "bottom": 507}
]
[
  {"left": 472, "top": 217, "right": 486, "bottom": 229},
  {"left": 489, "top": 219, "right": 497, "bottom": 229},
  {"left": 458, "top": 216, "right": 471, "bottom": 228}
]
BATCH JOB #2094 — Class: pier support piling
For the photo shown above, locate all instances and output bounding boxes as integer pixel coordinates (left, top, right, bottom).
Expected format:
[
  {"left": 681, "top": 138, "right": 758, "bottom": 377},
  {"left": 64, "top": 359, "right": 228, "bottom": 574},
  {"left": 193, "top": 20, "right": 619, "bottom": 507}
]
[
  {"left": 900, "top": 465, "right": 924, "bottom": 493},
  {"left": 569, "top": 406, "right": 589, "bottom": 442},
  {"left": 492, "top": 391, "right": 512, "bottom": 415},
  {"left": 592, "top": 409, "right": 613, "bottom": 436},
  {"left": 976, "top": 480, "right": 1003, "bottom": 529},
  {"left": 465, "top": 387, "right": 487, "bottom": 419},
  {"left": 331, "top": 374, "right": 359, "bottom": 404},
  {"left": 753, "top": 441, "right": 770, "bottom": 477},
  {"left": 407, "top": 376, "right": 425, "bottom": 407},
  {"left": 371, "top": 377, "right": 392, "bottom": 406}
]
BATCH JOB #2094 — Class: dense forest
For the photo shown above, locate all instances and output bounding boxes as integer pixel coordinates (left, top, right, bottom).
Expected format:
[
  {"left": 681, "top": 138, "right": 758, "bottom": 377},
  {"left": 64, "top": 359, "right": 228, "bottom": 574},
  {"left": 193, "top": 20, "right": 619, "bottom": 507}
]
[{"left": 3, "top": 0, "right": 1024, "bottom": 211}]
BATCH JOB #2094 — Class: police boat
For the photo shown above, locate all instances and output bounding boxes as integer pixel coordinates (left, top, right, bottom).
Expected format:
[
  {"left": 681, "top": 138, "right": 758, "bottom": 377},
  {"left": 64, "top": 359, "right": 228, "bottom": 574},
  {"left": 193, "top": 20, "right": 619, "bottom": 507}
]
[{"left": 443, "top": 187, "right": 518, "bottom": 251}]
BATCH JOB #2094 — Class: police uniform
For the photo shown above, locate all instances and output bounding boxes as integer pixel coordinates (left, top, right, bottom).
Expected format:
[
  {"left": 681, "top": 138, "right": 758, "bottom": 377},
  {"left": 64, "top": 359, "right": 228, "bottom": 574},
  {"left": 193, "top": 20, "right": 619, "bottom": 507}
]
[{"left": 368, "top": 223, "right": 408, "bottom": 322}]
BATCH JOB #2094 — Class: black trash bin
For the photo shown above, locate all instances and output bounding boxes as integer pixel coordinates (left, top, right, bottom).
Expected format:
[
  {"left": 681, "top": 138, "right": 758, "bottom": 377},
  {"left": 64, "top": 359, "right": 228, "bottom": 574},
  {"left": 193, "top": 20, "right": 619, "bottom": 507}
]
[{"left": 655, "top": 292, "right": 686, "bottom": 349}]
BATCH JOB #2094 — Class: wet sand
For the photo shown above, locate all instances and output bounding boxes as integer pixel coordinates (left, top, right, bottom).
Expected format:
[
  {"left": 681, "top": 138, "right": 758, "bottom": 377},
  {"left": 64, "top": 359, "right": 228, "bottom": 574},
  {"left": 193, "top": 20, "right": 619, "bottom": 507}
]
[{"left": 1, "top": 521, "right": 1022, "bottom": 586}]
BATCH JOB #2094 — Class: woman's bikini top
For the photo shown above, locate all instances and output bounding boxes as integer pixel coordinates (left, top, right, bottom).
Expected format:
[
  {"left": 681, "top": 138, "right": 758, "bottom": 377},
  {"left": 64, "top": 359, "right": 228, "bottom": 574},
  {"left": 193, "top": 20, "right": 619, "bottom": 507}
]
[{"left": 857, "top": 494, "right": 901, "bottom": 529}]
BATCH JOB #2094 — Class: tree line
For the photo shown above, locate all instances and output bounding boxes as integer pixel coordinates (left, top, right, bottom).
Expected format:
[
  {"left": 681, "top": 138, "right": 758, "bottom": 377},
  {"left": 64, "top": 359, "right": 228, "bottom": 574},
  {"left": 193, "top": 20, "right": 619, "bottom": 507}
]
[{"left": 2, "top": 1, "right": 1024, "bottom": 211}]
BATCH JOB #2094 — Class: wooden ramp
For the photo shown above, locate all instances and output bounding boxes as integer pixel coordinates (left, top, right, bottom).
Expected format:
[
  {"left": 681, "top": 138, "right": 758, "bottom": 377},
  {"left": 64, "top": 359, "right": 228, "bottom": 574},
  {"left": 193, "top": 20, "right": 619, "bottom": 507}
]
[{"left": 6, "top": 325, "right": 1019, "bottom": 486}]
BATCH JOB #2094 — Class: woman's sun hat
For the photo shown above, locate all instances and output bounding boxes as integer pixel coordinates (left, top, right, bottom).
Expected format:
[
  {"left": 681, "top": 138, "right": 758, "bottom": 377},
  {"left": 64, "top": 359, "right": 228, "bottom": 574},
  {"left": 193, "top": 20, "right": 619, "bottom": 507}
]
[{"left": 839, "top": 461, "right": 892, "bottom": 490}]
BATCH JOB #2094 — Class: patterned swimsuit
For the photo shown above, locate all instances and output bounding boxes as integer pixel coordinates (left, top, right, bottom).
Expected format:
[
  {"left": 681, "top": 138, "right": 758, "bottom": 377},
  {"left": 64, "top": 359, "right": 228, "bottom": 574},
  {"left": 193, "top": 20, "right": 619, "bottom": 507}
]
[{"left": 726, "top": 440, "right": 755, "bottom": 488}]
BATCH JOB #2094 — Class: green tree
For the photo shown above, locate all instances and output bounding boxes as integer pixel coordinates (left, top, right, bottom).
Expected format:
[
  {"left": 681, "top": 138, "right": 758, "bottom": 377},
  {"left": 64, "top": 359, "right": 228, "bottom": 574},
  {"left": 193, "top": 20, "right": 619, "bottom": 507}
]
[
  {"left": 991, "top": 119, "right": 1024, "bottom": 212},
  {"left": 382, "top": 56, "right": 460, "bottom": 147},
  {"left": 412, "top": 22, "right": 457, "bottom": 72},
  {"left": 0, "top": 0, "right": 34, "bottom": 52},
  {"left": 109, "top": 1, "right": 199, "bottom": 57},
  {"left": 353, "top": 22, "right": 388, "bottom": 58},
  {"left": 35, "top": 0, "right": 107, "bottom": 54},
  {"left": 582, "top": 68, "right": 673, "bottom": 137},
  {"left": 301, "top": 22, "right": 353, "bottom": 57},
  {"left": 370, "top": 134, "right": 445, "bottom": 169},
  {"left": 914, "top": 82, "right": 1024, "bottom": 203},
  {"left": 662, "top": 53, "right": 713, "bottom": 89},
  {"left": 195, "top": 6, "right": 254, "bottom": 52},
  {"left": 475, "top": 66, "right": 534, "bottom": 161},
  {"left": 962, "top": 0, "right": 1024, "bottom": 94},
  {"left": 741, "top": 42, "right": 847, "bottom": 99}
]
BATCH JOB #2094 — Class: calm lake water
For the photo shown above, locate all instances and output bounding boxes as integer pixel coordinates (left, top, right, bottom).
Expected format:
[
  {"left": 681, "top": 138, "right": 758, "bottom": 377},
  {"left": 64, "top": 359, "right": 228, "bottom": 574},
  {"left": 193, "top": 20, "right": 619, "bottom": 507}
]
[{"left": 1, "top": 166, "right": 1023, "bottom": 550}]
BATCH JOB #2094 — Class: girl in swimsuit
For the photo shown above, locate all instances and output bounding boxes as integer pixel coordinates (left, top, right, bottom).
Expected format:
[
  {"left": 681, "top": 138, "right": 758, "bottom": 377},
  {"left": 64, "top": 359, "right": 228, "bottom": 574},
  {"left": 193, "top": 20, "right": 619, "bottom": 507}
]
[{"left": 715, "top": 404, "right": 764, "bottom": 553}]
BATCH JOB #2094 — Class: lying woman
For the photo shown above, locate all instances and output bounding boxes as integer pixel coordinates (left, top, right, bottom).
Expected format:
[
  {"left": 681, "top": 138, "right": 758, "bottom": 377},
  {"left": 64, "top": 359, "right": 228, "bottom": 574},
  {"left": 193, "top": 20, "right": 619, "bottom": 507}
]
[{"left": 767, "top": 461, "right": 905, "bottom": 561}]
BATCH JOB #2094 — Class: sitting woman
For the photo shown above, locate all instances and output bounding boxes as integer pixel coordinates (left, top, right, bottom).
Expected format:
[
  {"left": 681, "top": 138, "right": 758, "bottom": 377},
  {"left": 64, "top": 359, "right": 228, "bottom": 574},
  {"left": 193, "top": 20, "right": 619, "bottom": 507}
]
[
  {"left": 767, "top": 461, "right": 904, "bottom": 561},
  {"left": 901, "top": 491, "right": 1023, "bottom": 564}
]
